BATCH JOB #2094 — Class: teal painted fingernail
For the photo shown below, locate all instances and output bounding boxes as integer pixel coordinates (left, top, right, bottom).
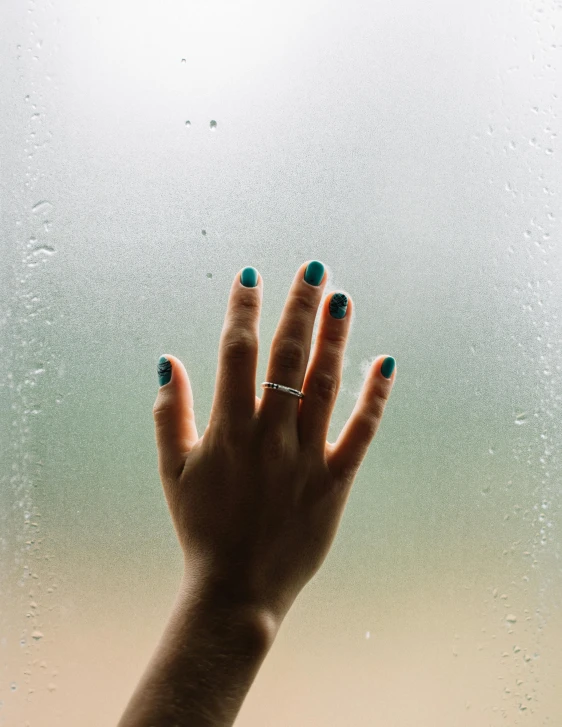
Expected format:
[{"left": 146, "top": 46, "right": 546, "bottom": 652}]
[
  {"left": 329, "top": 293, "right": 348, "bottom": 319},
  {"left": 304, "top": 260, "right": 325, "bottom": 286},
  {"left": 240, "top": 266, "right": 258, "bottom": 287},
  {"left": 381, "top": 357, "right": 395, "bottom": 379},
  {"left": 158, "top": 356, "right": 172, "bottom": 387}
]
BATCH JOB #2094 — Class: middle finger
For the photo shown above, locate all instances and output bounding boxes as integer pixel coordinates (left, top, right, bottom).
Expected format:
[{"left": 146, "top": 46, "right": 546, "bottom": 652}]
[{"left": 259, "top": 260, "right": 327, "bottom": 430}]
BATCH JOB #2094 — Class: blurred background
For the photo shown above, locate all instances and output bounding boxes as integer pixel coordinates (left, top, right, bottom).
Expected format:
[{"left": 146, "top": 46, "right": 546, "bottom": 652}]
[{"left": 1, "top": 0, "right": 560, "bottom": 724}]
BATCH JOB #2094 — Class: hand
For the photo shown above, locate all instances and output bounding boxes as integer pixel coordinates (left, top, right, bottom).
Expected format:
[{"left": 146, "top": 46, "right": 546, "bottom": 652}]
[{"left": 153, "top": 260, "right": 396, "bottom": 626}]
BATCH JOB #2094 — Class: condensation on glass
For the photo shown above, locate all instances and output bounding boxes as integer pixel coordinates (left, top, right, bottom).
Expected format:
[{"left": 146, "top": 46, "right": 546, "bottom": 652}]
[{"left": 0, "top": 0, "right": 560, "bottom": 724}]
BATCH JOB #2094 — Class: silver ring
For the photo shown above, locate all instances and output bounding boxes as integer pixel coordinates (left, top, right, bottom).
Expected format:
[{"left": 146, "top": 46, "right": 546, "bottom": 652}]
[{"left": 261, "top": 382, "right": 305, "bottom": 400}]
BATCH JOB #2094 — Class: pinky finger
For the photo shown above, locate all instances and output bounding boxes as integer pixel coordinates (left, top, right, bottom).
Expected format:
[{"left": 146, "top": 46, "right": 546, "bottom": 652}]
[{"left": 327, "top": 356, "right": 396, "bottom": 485}]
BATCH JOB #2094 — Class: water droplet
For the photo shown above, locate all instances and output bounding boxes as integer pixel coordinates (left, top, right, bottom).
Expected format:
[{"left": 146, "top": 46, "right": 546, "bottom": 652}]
[
  {"left": 210, "top": 120, "right": 217, "bottom": 130},
  {"left": 32, "top": 245, "right": 55, "bottom": 256},
  {"left": 206, "top": 273, "right": 213, "bottom": 279},
  {"left": 513, "top": 645, "right": 521, "bottom": 653},
  {"left": 515, "top": 412, "right": 528, "bottom": 425},
  {"left": 32, "top": 200, "right": 52, "bottom": 214},
  {"left": 181, "top": 58, "right": 186, "bottom": 64},
  {"left": 32, "top": 630, "right": 43, "bottom": 640},
  {"left": 201, "top": 229, "right": 206, "bottom": 236},
  {"left": 185, "top": 120, "right": 191, "bottom": 126},
  {"left": 10, "top": 683, "right": 17, "bottom": 692},
  {"left": 506, "top": 614, "right": 517, "bottom": 623},
  {"left": 47, "top": 682, "right": 57, "bottom": 692}
]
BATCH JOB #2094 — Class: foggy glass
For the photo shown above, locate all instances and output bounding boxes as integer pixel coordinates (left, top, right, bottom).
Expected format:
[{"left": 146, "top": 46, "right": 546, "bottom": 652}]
[{"left": 1, "top": 0, "right": 560, "bottom": 724}]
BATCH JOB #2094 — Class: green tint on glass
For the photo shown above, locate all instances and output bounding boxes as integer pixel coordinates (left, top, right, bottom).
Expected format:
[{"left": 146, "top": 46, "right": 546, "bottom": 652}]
[{"left": 5, "top": 3, "right": 560, "bottom": 725}]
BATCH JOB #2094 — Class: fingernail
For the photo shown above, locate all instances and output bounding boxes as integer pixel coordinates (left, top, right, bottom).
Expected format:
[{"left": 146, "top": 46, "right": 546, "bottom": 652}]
[
  {"left": 158, "top": 356, "right": 172, "bottom": 386},
  {"left": 381, "top": 357, "right": 395, "bottom": 379},
  {"left": 329, "top": 293, "right": 348, "bottom": 319},
  {"left": 240, "top": 266, "right": 258, "bottom": 287},
  {"left": 304, "top": 260, "right": 325, "bottom": 286}
]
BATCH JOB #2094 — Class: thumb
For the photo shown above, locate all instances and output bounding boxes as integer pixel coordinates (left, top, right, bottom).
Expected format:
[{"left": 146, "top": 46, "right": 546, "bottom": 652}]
[{"left": 153, "top": 355, "right": 199, "bottom": 482}]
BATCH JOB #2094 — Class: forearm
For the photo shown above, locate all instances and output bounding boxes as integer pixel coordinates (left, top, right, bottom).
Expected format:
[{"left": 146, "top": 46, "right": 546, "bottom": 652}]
[{"left": 117, "top": 573, "right": 279, "bottom": 727}]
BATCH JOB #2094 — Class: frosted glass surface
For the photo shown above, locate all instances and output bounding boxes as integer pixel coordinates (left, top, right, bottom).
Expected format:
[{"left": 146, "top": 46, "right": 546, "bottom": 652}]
[{"left": 1, "top": 0, "right": 561, "bottom": 724}]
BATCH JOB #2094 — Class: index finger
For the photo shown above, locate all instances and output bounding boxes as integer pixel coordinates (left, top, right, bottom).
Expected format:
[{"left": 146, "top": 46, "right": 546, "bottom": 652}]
[{"left": 209, "top": 267, "right": 263, "bottom": 435}]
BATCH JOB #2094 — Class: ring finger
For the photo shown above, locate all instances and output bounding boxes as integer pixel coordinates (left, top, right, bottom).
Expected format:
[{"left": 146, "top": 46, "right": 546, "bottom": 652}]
[{"left": 298, "top": 290, "right": 352, "bottom": 454}]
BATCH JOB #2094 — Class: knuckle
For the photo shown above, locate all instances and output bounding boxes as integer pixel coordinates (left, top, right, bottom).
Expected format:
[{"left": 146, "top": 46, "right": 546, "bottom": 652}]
[
  {"left": 211, "top": 416, "right": 246, "bottom": 449},
  {"left": 222, "top": 332, "right": 257, "bottom": 363},
  {"left": 371, "top": 384, "right": 390, "bottom": 414},
  {"left": 153, "top": 394, "right": 172, "bottom": 419},
  {"left": 358, "top": 388, "right": 388, "bottom": 435},
  {"left": 261, "top": 427, "right": 289, "bottom": 461},
  {"left": 238, "top": 290, "right": 261, "bottom": 312},
  {"left": 294, "top": 291, "right": 318, "bottom": 316},
  {"left": 356, "top": 409, "right": 379, "bottom": 439},
  {"left": 275, "top": 337, "right": 307, "bottom": 372},
  {"left": 324, "top": 327, "right": 347, "bottom": 348},
  {"left": 312, "top": 370, "right": 339, "bottom": 403},
  {"left": 152, "top": 403, "right": 168, "bottom": 419},
  {"left": 369, "top": 393, "right": 386, "bottom": 422}
]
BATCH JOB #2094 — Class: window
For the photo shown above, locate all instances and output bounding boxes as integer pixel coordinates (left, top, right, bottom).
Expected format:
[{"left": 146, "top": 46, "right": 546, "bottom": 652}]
[{"left": 1, "top": 0, "right": 560, "bottom": 724}]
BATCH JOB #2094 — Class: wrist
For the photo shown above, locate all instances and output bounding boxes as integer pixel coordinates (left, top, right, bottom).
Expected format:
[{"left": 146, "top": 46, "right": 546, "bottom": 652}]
[
  {"left": 179, "top": 568, "right": 282, "bottom": 651},
  {"left": 118, "top": 567, "right": 279, "bottom": 726}
]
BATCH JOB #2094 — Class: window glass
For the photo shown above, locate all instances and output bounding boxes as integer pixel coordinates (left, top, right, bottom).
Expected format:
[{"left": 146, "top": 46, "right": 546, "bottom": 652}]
[{"left": 1, "top": 0, "right": 560, "bottom": 724}]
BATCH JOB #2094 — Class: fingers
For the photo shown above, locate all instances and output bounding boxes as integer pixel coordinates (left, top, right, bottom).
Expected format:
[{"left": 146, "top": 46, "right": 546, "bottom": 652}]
[
  {"left": 259, "top": 261, "right": 327, "bottom": 430},
  {"left": 326, "top": 356, "right": 396, "bottom": 485},
  {"left": 209, "top": 267, "right": 263, "bottom": 433},
  {"left": 298, "top": 291, "right": 353, "bottom": 452},
  {"left": 153, "top": 354, "right": 199, "bottom": 482}
]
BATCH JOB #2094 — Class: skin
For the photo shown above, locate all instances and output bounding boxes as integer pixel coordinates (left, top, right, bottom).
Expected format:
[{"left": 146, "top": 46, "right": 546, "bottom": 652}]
[{"left": 117, "top": 260, "right": 396, "bottom": 726}]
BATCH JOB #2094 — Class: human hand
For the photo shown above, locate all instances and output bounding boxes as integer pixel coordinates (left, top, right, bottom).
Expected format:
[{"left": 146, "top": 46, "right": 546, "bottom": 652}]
[{"left": 153, "top": 260, "right": 396, "bottom": 626}]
